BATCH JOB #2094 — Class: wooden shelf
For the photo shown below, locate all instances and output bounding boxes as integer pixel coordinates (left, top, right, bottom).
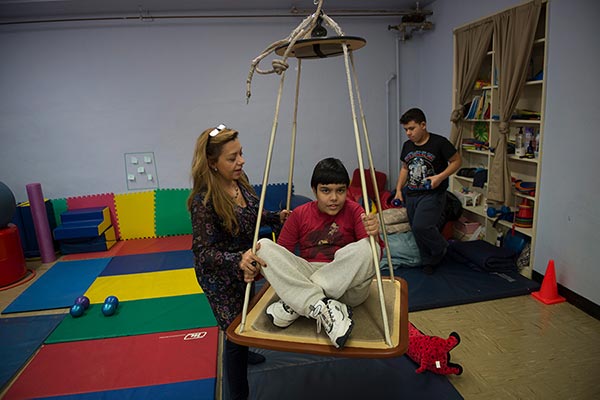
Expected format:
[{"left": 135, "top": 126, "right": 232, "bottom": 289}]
[{"left": 452, "top": 2, "right": 547, "bottom": 269}]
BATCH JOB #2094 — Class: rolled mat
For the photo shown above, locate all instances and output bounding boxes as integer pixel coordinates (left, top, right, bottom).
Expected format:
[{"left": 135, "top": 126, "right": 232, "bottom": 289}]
[{"left": 25, "top": 183, "right": 56, "bottom": 263}]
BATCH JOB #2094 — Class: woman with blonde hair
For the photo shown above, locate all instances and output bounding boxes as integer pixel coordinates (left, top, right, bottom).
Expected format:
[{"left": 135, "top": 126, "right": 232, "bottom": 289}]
[{"left": 188, "top": 124, "right": 289, "bottom": 400}]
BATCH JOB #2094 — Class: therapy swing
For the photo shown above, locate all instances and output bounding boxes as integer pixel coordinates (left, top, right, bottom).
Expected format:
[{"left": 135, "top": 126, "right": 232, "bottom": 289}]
[{"left": 226, "top": 0, "right": 408, "bottom": 358}]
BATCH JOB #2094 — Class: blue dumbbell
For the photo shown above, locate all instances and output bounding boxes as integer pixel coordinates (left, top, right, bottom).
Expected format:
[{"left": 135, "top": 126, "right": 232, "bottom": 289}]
[{"left": 487, "top": 205, "right": 511, "bottom": 218}]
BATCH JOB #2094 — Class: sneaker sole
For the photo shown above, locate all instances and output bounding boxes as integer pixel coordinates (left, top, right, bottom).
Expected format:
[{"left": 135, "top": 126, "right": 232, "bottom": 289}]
[
  {"left": 335, "top": 319, "right": 354, "bottom": 349},
  {"left": 333, "top": 303, "right": 354, "bottom": 349},
  {"left": 265, "top": 310, "right": 297, "bottom": 328}
]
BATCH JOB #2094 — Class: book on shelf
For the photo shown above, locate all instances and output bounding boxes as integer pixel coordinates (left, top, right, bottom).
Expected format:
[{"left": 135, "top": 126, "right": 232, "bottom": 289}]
[
  {"left": 474, "top": 90, "right": 486, "bottom": 119},
  {"left": 465, "top": 95, "right": 481, "bottom": 119}
]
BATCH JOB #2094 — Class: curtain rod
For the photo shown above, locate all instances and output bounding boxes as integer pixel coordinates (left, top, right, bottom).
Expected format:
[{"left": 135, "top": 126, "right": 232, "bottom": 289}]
[{"left": 0, "top": 10, "right": 410, "bottom": 26}]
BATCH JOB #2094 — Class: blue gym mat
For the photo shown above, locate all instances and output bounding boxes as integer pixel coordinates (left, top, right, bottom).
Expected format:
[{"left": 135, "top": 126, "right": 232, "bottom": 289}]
[
  {"left": 226, "top": 348, "right": 463, "bottom": 399},
  {"left": 33, "top": 379, "right": 215, "bottom": 400},
  {"left": 99, "top": 250, "right": 193, "bottom": 276},
  {"left": 2, "top": 258, "right": 111, "bottom": 314},
  {"left": 386, "top": 258, "right": 540, "bottom": 312},
  {"left": 0, "top": 314, "right": 65, "bottom": 390}
]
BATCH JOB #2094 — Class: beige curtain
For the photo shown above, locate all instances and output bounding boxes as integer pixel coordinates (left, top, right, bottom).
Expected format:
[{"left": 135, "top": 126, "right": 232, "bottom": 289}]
[
  {"left": 450, "top": 21, "right": 493, "bottom": 147},
  {"left": 487, "top": 0, "right": 542, "bottom": 203}
]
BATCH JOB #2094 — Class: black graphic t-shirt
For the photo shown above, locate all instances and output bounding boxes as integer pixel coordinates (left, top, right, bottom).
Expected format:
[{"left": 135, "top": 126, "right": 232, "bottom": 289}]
[{"left": 401, "top": 132, "right": 457, "bottom": 194}]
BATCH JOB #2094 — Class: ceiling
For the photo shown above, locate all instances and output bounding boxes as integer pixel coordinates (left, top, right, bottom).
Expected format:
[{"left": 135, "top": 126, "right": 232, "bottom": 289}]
[{"left": 0, "top": 0, "right": 436, "bottom": 22}]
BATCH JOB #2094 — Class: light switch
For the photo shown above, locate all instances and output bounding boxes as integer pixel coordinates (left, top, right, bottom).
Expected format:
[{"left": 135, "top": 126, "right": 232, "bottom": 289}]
[
  {"left": 144, "top": 156, "right": 153, "bottom": 164},
  {"left": 128, "top": 174, "right": 136, "bottom": 181},
  {"left": 137, "top": 166, "right": 145, "bottom": 174},
  {"left": 131, "top": 156, "right": 138, "bottom": 165}
]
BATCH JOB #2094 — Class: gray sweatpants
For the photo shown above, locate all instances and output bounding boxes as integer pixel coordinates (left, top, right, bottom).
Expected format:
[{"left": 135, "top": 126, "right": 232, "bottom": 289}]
[{"left": 256, "top": 237, "right": 377, "bottom": 317}]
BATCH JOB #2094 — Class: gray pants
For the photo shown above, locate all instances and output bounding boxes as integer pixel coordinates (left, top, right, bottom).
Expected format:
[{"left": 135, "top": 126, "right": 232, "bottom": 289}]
[{"left": 257, "top": 238, "right": 377, "bottom": 317}]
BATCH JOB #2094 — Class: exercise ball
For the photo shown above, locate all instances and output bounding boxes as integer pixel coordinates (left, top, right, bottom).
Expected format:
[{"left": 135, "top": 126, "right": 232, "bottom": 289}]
[{"left": 0, "top": 181, "right": 16, "bottom": 229}]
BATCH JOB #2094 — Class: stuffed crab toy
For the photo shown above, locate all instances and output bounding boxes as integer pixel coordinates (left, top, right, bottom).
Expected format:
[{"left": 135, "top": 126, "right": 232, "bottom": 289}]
[{"left": 406, "top": 322, "right": 463, "bottom": 375}]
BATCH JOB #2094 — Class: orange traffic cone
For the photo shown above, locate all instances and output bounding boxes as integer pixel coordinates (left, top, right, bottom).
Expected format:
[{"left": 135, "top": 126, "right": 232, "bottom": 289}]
[{"left": 531, "top": 260, "right": 566, "bottom": 305}]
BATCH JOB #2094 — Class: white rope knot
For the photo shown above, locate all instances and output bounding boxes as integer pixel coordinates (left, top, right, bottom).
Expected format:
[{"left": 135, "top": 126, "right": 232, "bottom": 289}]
[
  {"left": 272, "top": 59, "right": 289, "bottom": 75},
  {"left": 499, "top": 121, "right": 510, "bottom": 135},
  {"left": 450, "top": 107, "right": 464, "bottom": 122}
]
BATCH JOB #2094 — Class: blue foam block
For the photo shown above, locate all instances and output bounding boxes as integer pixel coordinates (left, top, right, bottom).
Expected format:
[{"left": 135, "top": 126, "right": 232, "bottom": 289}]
[
  {"left": 53, "top": 219, "right": 112, "bottom": 240},
  {"left": 60, "top": 207, "right": 109, "bottom": 224}
]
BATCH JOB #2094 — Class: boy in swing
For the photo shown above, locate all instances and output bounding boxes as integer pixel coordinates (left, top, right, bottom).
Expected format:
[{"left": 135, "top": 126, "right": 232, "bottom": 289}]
[{"left": 239, "top": 157, "right": 381, "bottom": 349}]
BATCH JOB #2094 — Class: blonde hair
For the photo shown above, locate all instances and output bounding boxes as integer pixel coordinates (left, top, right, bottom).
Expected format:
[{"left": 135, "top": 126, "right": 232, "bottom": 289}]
[{"left": 187, "top": 126, "right": 255, "bottom": 235}]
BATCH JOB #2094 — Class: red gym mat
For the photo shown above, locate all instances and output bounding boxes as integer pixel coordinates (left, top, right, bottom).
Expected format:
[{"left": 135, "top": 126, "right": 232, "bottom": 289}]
[
  {"left": 61, "top": 235, "right": 192, "bottom": 261},
  {"left": 115, "top": 235, "right": 192, "bottom": 256},
  {"left": 3, "top": 327, "right": 218, "bottom": 399}
]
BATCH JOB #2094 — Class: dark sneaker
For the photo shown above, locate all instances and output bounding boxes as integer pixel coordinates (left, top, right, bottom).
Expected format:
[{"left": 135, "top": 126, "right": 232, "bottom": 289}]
[
  {"left": 266, "top": 299, "right": 300, "bottom": 328},
  {"left": 247, "top": 350, "right": 266, "bottom": 365},
  {"left": 309, "top": 299, "right": 354, "bottom": 349}
]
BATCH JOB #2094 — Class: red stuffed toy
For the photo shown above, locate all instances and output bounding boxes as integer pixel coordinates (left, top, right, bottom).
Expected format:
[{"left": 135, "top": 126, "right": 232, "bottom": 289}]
[{"left": 406, "top": 322, "right": 463, "bottom": 375}]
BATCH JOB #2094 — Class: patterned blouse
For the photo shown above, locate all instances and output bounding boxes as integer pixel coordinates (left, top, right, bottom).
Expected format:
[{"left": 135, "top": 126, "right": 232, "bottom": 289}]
[{"left": 190, "top": 184, "right": 281, "bottom": 330}]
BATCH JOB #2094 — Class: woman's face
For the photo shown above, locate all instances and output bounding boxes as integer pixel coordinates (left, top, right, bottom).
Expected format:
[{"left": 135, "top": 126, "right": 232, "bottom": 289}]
[{"left": 212, "top": 138, "right": 245, "bottom": 181}]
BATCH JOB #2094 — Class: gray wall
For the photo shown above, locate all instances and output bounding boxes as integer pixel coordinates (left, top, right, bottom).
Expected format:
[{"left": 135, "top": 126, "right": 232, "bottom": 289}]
[
  {"left": 1, "top": 0, "right": 599, "bottom": 305},
  {"left": 0, "top": 16, "right": 398, "bottom": 201}
]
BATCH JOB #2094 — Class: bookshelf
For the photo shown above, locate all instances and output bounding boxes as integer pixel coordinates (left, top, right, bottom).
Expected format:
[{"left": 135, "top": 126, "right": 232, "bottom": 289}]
[{"left": 451, "top": 2, "right": 548, "bottom": 277}]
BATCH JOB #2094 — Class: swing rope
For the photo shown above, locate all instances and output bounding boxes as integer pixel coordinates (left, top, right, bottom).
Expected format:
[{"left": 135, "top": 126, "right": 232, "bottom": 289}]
[{"left": 239, "top": 0, "right": 393, "bottom": 348}]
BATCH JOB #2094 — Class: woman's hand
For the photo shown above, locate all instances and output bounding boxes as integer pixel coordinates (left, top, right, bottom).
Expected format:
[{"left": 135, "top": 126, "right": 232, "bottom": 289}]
[
  {"left": 239, "top": 242, "right": 266, "bottom": 283},
  {"left": 361, "top": 213, "right": 380, "bottom": 237},
  {"left": 279, "top": 209, "right": 292, "bottom": 224}
]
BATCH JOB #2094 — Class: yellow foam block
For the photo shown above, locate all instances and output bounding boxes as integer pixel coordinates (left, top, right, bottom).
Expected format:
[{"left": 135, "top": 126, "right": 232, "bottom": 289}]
[
  {"left": 114, "top": 191, "right": 156, "bottom": 240},
  {"left": 84, "top": 268, "right": 202, "bottom": 303}
]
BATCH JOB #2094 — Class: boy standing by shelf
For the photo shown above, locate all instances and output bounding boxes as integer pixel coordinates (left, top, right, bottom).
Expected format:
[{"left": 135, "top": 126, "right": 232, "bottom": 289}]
[{"left": 393, "top": 108, "right": 462, "bottom": 274}]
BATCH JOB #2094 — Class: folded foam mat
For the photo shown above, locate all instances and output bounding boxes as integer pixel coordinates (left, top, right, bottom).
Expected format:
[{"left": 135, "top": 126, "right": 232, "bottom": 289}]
[
  {"left": 45, "top": 294, "right": 217, "bottom": 343},
  {"left": 0, "top": 314, "right": 65, "bottom": 390},
  {"left": 35, "top": 379, "right": 216, "bottom": 400},
  {"left": 3, "top": 327, "right": 218, "bottom": 400},
  {"left": 2, "top": 258, "right": 112, "bottom": 314},
  {"left": 99, "top": 250, "right": 193, "bottom": 276},
  {"left": 84, "top": 268, "right": 201, "bottom": 303}
]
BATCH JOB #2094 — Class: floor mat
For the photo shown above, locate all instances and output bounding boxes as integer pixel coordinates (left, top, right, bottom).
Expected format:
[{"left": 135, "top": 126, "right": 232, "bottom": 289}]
[
  {"left": 3, "top": 327, "right": 218, "bottom": 400},
  {"left": 60, "top": 236, "right": 192, "bottom": 261},
  {"left": 99, "top": 250, "right": 193, "bottom": 276},
  {"left": 2, "top": 258, "right": 111, "bottom": 314},
  {"left": 226, "top": 348, "right": 463, "bottom": 400},
  {"left": 35, "top": 379, "right": 215, "bottom": 400},
  {"left": 387, "top": 258, "right": 540, "bottom": 311},
  {"left": 84, "top": 268, "right": 201, "bottom": 303},
  {"left": 115, "top": 235, "right": 192, "bottom": 256},
  {"left": 0, "top": 314, "right": 65, "bottom": 390},
  {"left": 45, "top": 294, "right": 217, "bottom": 343}
]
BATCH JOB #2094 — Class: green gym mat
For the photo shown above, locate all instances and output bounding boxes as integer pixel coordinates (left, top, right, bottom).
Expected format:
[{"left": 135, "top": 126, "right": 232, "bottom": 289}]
[
  {"left": 45, "top": 293, "right": 216, "bottom": 344},
  {"left": 154, "top": 189, "right": 192, "bottom": 236}
]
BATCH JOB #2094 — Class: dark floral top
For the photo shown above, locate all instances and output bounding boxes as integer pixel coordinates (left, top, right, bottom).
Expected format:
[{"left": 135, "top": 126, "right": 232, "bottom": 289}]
[{"left": 191, "top": 184, "right": 281, "bottom": 330}]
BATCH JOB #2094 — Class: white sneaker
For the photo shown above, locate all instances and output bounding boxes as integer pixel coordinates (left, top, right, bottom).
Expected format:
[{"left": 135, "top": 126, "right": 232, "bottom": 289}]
[
  {"left": 309, "top": 299, "right": 354, "bottom": 349},
  {"left": 266, "top": 300, "right": 300, "bottom": 328}
]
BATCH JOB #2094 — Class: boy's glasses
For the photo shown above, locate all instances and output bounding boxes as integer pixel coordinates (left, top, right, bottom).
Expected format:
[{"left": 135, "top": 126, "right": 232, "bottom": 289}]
[{"left": 209, "top": 124, "right": 226, "bottom": 137}]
